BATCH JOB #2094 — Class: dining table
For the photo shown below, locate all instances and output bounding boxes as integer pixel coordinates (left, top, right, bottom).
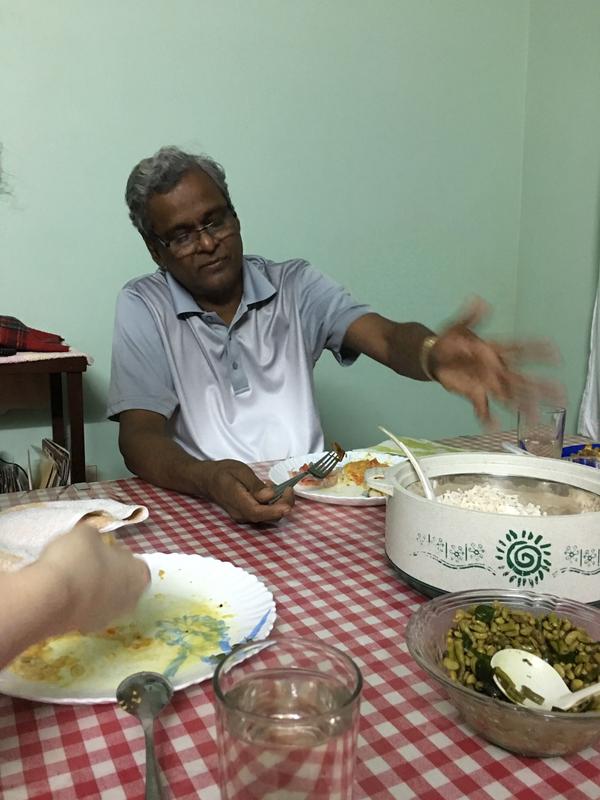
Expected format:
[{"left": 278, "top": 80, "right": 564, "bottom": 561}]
[{"left": 0, "top": 431, "right": 598, "bottom": 800}]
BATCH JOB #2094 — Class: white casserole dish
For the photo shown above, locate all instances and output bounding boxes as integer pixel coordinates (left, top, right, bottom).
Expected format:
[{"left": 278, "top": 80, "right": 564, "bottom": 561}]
[{"left": 380, "top": 453, "right": 600, "bottom": 604}]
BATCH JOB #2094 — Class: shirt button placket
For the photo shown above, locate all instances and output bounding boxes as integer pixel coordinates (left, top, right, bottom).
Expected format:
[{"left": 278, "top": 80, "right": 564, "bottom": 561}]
[{"left": 228, "top": 331, "right": 248, "bottom": 394}]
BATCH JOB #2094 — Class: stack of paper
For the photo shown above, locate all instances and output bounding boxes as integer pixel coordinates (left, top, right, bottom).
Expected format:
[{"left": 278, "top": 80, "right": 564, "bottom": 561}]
[
  {"left": 0, "top": 440, "right": 71, "bottom": 494},
  {"left": 0, "top": 459, "right": 29, "bottom": 493},
  {"left": 28, "top": 439, "right": 71, "bottom": 489}
]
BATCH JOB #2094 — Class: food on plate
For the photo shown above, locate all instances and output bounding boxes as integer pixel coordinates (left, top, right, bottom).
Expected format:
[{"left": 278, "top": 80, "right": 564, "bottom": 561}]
[
  {"left": 292, "top": 463, "right": 339, "bottom": 489},
  {"left": 291, "top": 456, "right": 390, "bottom": 496},
  {"left": 341, "top": 458, "right": 385, "bottom": 487},
  {"left": 9, "top": 593, "right": 231, "bottom": 687},
  {"left": 569, "top": 444, "right": 600, "bottom": 466},
  {"left": 575, "top": 444, "right": 600, "bottom": 459},
  {"left": 442, "top": 602, "right": 600, "bottom": 711}
]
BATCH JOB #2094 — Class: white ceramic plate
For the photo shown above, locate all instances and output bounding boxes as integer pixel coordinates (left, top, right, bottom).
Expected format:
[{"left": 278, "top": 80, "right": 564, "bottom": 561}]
[
  {"left": 269, "top": 449, "right": 406, "bottom": 506},
  {"left": 0, "top": 553, "right": 275, "bottom": 704}
]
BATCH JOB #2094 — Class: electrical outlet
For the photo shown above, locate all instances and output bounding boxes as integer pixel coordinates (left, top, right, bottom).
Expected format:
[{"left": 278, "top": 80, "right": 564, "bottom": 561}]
[{"left": 85, "top": 464, "right": 98, "bottom": 482}]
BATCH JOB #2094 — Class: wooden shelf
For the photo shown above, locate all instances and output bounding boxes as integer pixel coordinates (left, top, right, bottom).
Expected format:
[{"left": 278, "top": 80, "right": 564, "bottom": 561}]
[{"left": 0, "top": 354, "right": 88, "bottom": 483}]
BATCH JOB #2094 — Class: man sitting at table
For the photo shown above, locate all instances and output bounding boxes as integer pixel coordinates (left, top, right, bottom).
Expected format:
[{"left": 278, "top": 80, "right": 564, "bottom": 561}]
[{"left": 108, "top": 146, "right": 557, "bottom": 524}]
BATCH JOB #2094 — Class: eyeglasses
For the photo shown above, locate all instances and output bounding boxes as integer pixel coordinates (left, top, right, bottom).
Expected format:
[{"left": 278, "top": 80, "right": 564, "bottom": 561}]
[{"left": 155, "top": 208, "right": 236, "bottom": 257}]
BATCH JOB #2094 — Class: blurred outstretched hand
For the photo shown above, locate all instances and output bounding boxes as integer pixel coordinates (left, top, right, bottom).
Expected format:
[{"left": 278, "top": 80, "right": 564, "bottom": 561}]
[{"left": 429, "top": 297, "right": 564, "bottom": 426}]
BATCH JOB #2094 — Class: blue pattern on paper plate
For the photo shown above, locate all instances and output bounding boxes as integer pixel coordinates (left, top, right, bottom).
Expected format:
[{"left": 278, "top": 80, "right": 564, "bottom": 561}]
[{"left": 158, "top": 609, "right": 272, "bottom": 680}]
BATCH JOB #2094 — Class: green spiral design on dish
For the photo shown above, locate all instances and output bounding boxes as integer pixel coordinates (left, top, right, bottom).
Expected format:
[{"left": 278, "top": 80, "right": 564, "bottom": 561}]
[{"left": 495, "top": 530, "right": 551, "bottom": 587}]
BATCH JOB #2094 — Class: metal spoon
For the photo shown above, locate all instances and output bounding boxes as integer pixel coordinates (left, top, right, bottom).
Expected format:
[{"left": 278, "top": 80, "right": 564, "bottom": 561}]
[
  {"left": 117, "top": 671, "right": 174, "bottom": 799},
  {"left": 490, "top": 648, "right": 600, "bottom": 711},
  {"left": 378, "top": 426, "right": 436, "bottom": 501}
]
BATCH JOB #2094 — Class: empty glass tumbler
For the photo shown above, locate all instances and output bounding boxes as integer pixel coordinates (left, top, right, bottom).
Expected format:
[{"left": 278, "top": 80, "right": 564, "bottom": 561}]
[
  {"left": 213, "top": 637, "right": 363, "bottom": 799},
  {"left": 517, "top": 407, "right": 566, "bottom": 458}
]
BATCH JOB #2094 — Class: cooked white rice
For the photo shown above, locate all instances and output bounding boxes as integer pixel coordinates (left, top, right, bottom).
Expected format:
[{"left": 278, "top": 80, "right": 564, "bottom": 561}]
[{"left": 437, "top": 485, "right": 545, "bottom": 516}]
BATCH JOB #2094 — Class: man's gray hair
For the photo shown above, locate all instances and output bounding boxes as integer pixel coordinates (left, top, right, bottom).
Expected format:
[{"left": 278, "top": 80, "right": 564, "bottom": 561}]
[{"left": 125, "top": 146, "right": 234, "bottom": 237}]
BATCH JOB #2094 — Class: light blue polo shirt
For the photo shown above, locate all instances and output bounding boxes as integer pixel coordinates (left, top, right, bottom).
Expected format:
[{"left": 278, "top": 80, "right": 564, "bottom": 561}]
[{"left": 107, "top": 255, "right": 371, "bottom": 463}]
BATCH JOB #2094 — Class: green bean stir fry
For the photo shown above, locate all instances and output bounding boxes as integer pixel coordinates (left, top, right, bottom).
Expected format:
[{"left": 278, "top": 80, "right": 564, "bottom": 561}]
[{"left": 443, "top": 603, "right": 600, "bottom": 712}]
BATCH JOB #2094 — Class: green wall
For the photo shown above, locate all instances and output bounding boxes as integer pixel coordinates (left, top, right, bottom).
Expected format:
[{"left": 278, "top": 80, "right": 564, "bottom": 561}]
[
  {"left": 0, "top": 1, "right": 596, "bottom": 479},
  {"left": 515, "top": 0, "right": 600, "bottom": 433}
]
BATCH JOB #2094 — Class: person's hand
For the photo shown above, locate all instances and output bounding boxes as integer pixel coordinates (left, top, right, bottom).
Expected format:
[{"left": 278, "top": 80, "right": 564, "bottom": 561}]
[
  {"left": 429, "top": 297, "right": 564, "bottom": 425},
  {"left": 204, "top": 459, "right": 294, "bottom": 523},
  {"left": 36, "top": 524, "right": 150, "bottom": 633}
]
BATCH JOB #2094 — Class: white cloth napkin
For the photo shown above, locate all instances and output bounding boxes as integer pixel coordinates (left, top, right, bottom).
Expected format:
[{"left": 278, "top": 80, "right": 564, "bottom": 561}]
[{"left": 0, "top": 499, "right": 149, "bottom": 570}]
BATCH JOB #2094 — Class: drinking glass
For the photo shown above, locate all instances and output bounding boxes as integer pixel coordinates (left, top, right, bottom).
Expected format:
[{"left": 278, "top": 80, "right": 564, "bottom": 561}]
[
  {"left": 517, "top": 407, "right": 566, "bottom": 458},
  {"left": 213, "top": 637, "right": 363, "bottom": 800}
]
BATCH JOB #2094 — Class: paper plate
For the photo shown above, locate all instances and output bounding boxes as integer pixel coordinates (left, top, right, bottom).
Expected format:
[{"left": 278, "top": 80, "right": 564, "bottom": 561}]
[
  {"left": 269, "top": 449, "right": 405, "bottom": 506},
  {"left": 0, "top": 553, "right": 275, "bottom": 704}
]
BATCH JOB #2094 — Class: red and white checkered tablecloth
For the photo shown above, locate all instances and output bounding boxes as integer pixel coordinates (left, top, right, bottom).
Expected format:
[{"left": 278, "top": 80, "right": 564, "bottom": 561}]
[{"left": 0, "top": 432, "right": 598, "bottom": 800}]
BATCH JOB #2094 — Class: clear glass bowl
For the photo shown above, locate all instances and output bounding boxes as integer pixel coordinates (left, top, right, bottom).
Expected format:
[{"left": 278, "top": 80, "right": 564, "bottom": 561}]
[{"left": 406, "top": 588, "right": 600, "bottom": 757}]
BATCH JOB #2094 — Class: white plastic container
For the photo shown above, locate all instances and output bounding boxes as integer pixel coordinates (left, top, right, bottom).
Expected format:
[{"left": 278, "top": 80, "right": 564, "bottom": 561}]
[{"left": 383, "top": 453, "right": 600, "bottom": 604}]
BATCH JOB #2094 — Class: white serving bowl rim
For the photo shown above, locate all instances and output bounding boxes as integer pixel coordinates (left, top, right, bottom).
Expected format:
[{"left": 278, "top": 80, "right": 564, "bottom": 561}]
[{"left": 385, "top": 451, "right": 600, "bottom": 518}]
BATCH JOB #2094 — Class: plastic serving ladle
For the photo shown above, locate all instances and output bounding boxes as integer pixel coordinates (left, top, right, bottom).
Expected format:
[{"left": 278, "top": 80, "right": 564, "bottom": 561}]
[
  {"left": 378, "top": 426, "right": 436, "bottom": 501},
  {"left": 501, "top": 442, "right": 530, "bottom": 456},
  {"left": 490, "top": 648, "right": 600, "bottom": 711}
]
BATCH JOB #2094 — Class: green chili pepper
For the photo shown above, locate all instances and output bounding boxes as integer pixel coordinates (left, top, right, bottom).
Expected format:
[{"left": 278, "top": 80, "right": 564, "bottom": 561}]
[
  {"left": 521, "top": 685, "right": 545, "bottom": 705},
  {"left": 473, "top": 604, "right": 495, "bottom": 624},
  {"left": 474, "top": 653, "right": 493, "bottom": 684},
  {"left": 493, "top": 667, "right": 525, "bottom": 704}
]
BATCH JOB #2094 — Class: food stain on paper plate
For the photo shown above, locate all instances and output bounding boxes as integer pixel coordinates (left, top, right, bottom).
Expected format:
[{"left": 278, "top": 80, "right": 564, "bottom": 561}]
[{"left": 10, "top": 593, "right": 232, "bottom": 688}]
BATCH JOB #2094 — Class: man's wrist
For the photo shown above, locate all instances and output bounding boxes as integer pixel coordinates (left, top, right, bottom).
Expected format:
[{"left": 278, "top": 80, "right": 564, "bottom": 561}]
[
  {"left": 419, "top": 335, "right": 439, "bottom": 381},
  {"left": 188, "top": 458, "right": 219, "bottom": 500}
]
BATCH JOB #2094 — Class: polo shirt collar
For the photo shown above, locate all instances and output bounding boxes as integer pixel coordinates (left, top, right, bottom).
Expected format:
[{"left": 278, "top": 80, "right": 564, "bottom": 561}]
[
  {"left": 165, "top": 258, "right": 276, "bottom": 319},
  {"left": 165, "top": 271, "right": 201, "bottom": 317},
  {"left": 241, "top": 257, "right": 277, "bottom": 308}
]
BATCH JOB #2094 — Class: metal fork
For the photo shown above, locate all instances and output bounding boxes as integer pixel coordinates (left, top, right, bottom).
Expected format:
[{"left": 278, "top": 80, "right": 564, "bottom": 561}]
[{"left": 268, "top": 444, "right": 345, "bottom": 504}]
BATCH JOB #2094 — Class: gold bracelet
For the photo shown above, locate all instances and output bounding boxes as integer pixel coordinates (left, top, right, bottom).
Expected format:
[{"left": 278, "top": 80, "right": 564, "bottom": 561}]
[{"left": 419, "top": 335, "right": 439, "bottom": 381}]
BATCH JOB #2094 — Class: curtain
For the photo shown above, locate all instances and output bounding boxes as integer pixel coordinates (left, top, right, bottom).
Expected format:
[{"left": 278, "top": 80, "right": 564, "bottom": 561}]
[{"left": 578, "top": 285, "right": 600, "bottom": 439}]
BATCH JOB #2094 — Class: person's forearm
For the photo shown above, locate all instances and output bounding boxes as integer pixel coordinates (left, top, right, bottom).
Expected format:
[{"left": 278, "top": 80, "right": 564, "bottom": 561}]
[
  {"left": 118, "top": 415, "right": 287, "bottom": 522},
  {"left": 0, "top": 563, "right": 71, "bottom": 669},
  {"left": 344, "top": 314, "right": 436, "bottom": 380},
  {"left": 120, "top": 429, "right": 217, "bottom": 497}
]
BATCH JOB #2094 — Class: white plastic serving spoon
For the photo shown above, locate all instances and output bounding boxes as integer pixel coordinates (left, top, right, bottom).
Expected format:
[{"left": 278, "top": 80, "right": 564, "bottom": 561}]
[
  {"left": 490, "top": 648, "right": 600, "bottom": 711},
  {"left": 501, "top": 442, "right": 530, "bottom": 456},
  {"left": 378, "top": 426, "right": 436, "bottom": 501}
]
